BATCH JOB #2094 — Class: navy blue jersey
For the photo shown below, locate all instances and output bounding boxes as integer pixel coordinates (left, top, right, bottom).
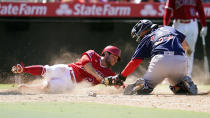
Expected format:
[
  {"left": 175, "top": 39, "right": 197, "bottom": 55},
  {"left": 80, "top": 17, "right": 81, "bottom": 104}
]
[{"left": 132, "top": 26, "right": 186, "bottom": 59}]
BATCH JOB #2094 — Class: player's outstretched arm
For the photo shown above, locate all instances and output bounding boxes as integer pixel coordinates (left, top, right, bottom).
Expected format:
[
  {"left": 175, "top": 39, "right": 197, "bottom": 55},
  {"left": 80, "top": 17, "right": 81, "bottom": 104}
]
[
  {"left": 12, "top": 64, "right": 45, "bottom": 75},
  {"left": 84, "top": 63, "right": 103, "bottom": 83}
]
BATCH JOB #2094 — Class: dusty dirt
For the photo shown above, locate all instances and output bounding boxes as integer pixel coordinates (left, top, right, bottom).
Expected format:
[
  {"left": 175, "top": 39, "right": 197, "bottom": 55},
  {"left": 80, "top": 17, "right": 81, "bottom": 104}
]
[
  {"left": 2, "top": 60, "right": 210, "bottom": 113},
  {"left": 0, "top": 81, "right": 210, "bottom": 113},
  {"left": 3, "top": 50, "right": 210, "bottom": 113}
]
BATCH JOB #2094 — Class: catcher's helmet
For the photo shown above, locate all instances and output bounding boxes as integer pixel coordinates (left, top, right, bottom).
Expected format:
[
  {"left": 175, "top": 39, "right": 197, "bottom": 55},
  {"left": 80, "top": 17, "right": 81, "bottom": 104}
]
[
  {"left": 131, "top": 19, "right": 153, "bottom": 42},
  {"left": 102, "top": 45, "right": 121, "bottom": 60}
]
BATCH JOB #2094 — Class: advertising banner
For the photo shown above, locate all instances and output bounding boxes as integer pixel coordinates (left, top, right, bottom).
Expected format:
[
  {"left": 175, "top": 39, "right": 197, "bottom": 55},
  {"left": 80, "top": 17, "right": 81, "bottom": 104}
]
[{"left": 0, "top": 2, "right": 210, "bottom": 18}]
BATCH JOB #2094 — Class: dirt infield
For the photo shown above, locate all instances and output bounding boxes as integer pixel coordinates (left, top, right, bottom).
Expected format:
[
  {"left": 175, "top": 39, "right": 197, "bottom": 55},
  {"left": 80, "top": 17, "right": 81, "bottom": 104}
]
[
  {"left": 1, "top": 67, "right": 210, "bottom": 113},
  {"left": 0, "top": 83, "right": 210, "bottom": 113}
]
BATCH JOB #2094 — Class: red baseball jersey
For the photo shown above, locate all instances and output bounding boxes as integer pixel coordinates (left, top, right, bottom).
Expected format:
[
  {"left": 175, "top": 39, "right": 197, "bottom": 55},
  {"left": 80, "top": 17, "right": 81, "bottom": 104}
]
[
  {"left": 69, "top": 50, "right": 115, "bottom": 85},
  {"left": 164, "top": 0, "right": 206, "bottom": 26}
]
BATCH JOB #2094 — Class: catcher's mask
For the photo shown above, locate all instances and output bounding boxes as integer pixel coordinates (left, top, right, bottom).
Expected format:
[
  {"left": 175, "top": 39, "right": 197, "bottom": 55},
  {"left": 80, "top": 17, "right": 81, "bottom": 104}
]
[
  {"left": 101, "top": 45, "right": 121, "bottom": 61},
  {"left": 131, "top": 19, "right": 153, "bottom": 43}
]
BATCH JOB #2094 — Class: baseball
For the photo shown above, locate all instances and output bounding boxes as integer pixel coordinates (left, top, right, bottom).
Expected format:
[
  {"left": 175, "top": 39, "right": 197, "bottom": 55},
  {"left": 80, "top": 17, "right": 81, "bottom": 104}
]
[{"left": 88, "top": 91, "right": 97, "bottom": 97}]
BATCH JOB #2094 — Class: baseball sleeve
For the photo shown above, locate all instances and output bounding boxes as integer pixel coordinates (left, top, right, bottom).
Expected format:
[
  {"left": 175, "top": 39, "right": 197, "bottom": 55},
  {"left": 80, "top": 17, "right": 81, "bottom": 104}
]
[
  {"left": 196, "top": 0, "right": 207, "bottom": 26},
  {"left": 80, "top": 50, "right": 95, "bottom": 66},
  {"left": 163, "top": 0, "right": 175, "bottom": 26},
  {"left": 121, "top": 59, "right": 143, "bottom": 78}
]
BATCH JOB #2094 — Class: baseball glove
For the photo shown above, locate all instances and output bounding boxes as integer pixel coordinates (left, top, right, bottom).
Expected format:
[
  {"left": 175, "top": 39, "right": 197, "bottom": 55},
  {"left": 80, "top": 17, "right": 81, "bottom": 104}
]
[
  {"left": 11, "top": 64, "right": 24, "bottom": 74},
  {"left": 101, "top": 75, "right": 122, "bottom": 86}
]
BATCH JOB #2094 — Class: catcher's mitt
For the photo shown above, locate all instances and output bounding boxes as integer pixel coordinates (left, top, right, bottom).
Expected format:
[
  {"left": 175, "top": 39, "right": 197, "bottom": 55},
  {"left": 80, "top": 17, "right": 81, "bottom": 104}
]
[{"left": 101, "top": 74, "right": 124, "bottom": 86}]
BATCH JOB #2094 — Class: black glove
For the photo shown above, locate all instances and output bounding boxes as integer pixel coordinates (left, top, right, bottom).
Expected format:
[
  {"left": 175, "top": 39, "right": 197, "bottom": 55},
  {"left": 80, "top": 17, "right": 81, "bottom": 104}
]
[
  {"left": 118, "top": 73, "right": 127, "bottom": 82},
  {"left": 101, "top": 73, "right": 126, "bottom": 86}
]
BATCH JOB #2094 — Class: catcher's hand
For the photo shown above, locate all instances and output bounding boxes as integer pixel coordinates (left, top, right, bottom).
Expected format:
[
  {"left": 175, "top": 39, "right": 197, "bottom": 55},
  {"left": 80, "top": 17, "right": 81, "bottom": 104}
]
[
  {"left": 101, "top": 75, "right": 124, "bottom": 86},
  {"left": 11, "top": 64, "right": 24, "bottom": 74}
]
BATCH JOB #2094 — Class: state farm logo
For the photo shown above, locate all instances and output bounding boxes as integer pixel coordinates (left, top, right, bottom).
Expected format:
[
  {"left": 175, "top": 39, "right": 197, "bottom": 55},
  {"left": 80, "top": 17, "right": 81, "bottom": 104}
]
[
  {"left": 56, "top": 4, "right": 72, "bottom": 15},
  {"left": 0, "top": 3, "right": 47, "bottom": 15},
  {"left": 56, "top": 3, "right": 131, "bottom": 16},
  {"left": 140, "top": 4, "right": 157, "bottom": 16}
]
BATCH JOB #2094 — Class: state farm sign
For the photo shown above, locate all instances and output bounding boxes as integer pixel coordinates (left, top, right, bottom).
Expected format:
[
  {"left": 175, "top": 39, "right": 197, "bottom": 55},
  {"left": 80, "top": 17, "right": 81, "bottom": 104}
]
[
  {"left": 56, "top": 3, "right": 131, "bottom": 16},
  {"left": 140, "top": 4, "right": 165, "bottom": 17},
  {"left": 0, "top": 3, "right": 47, "bottom": 16},
  {"left": 1, "top": 2, "right": 210, "bottom": 18}
]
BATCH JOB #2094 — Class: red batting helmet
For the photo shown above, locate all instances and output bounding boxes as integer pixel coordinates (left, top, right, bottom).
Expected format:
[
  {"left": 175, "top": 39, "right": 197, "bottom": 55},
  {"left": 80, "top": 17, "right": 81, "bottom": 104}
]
[{"left": 101, "top": 45, "right": 121, "bottom": 60}]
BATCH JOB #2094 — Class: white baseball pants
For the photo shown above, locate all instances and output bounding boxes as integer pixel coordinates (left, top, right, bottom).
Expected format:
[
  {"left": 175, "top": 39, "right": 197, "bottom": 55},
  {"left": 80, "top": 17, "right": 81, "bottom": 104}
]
[
  {"left": 172, "top": 19, "right": 198, "bottom": 77},
  {"left": 42, "top": 64, "right": 76, "bottom": 93}
]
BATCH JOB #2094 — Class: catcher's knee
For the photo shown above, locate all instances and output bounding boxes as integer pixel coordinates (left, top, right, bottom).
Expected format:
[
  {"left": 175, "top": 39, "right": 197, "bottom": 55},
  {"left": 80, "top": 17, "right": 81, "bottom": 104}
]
[{"left": 169, "top": 76, "right": 197, "bottom": 95}]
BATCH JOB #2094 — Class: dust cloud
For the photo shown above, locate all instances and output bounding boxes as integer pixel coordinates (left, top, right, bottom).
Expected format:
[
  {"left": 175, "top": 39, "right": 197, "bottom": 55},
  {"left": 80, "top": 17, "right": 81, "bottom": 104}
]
[
  {"left": 69, "top": 81, "right": 124, "bottom": 96},
  {"left": 49, "top": 49, "right": 80, "bottom": 65},
  {"left": 192, "top": 59, "right": 210, "bottom": 84},
  {"left": 10, "top": 49, "right": 210, "bottom": 95}
]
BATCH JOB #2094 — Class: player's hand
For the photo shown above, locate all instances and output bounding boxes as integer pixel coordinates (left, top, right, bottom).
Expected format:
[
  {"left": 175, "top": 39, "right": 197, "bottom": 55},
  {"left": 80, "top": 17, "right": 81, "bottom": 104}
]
[
  {"left": 101, "top": 73, "right": 126, "bottom": 86},
  {"left": 101, "top": 75, "right": 123, "bottom": 86},
  {"left": 200, "top": 26, "right": 208, "bottom": 38},
  {"left": 11, "top": 64, "right": 23, "bottom": 74}
]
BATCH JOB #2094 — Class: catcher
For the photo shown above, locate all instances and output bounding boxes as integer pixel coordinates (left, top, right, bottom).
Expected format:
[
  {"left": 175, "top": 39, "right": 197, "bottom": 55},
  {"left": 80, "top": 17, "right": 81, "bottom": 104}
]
[
  {"left": 11, "top": 45, "right": 122, "bottom": 93},
  {"left": 103, "top": 19, "right": 198, "bottom": 95}
]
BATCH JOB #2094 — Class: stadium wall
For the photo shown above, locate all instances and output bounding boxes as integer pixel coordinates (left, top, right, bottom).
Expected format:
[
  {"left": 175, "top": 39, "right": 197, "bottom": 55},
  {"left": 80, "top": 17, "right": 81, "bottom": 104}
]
[{"left": 0, "top": 18, "right": 209, "bottom": 74}]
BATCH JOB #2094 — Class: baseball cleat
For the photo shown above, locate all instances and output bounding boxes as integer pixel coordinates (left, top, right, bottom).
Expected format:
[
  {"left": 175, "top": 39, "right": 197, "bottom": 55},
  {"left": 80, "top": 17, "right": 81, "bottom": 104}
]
[
  {"left": 169, "top": 76, "right": 198, "bottom": 95},
  {"left": 183, "top": 76, "right": 198, "bottom": 95},
  {"left": 124, "top": 78, "right": 144, "bottom": 95}
]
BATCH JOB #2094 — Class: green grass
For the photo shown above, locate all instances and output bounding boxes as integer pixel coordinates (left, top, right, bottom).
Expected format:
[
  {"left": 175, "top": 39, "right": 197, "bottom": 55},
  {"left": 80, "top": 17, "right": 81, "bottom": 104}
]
[
  {"left": 0, "top": 84, "right": 209, "bottom": 118},
  {"left": 0, "top": 102, "right": 209, "bottom": 118},
  {"left": 0, "top": 84, "right": 17, "bottom": 89}
]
